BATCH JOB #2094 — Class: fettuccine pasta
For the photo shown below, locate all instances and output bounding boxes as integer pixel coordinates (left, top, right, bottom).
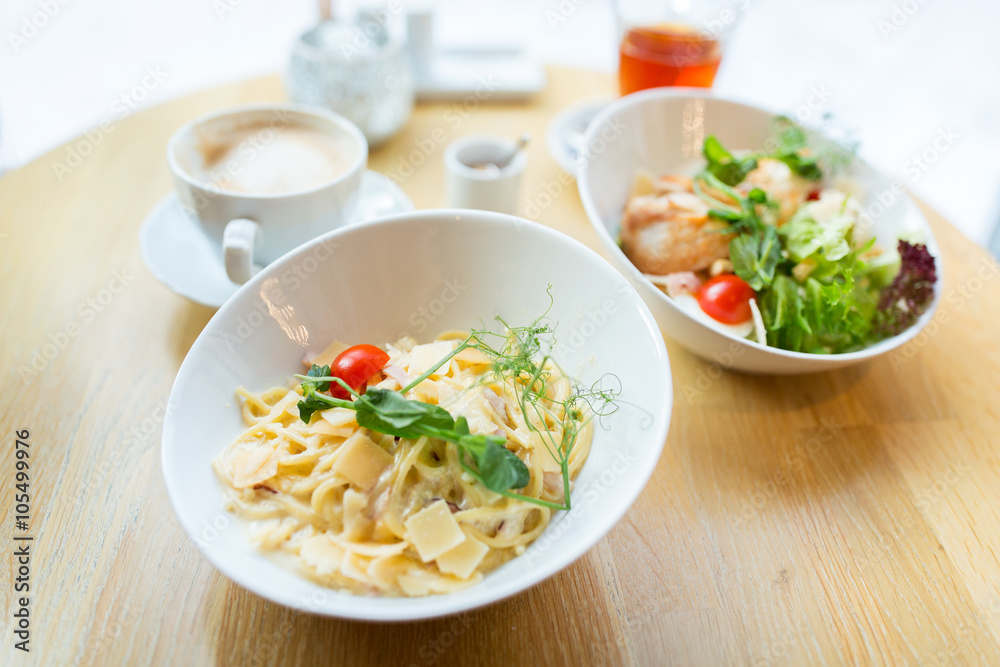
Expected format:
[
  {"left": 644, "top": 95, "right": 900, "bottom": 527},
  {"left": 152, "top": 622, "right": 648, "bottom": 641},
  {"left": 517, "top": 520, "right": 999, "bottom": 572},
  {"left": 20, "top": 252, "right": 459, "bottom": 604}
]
[{"left": 213, "top": 331, "right": 593, "bottom": 596}]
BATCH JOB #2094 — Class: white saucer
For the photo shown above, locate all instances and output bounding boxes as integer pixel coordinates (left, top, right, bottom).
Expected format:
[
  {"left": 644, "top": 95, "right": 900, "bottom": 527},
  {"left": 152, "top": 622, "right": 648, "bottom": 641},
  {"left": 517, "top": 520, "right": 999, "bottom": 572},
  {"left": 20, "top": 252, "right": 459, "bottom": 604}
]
[
  {"left": 140, "top": 170, "right": 414, "bottom": 307},
  {"left": 545, "top": 97, "right": 612, "bottom": 176}
]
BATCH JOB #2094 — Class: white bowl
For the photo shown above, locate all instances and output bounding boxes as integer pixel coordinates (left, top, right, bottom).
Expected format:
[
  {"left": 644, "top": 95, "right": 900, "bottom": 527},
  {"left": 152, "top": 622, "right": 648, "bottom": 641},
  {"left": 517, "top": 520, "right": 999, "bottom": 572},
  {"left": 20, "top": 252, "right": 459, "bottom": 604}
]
[
  {"left": 578, "top": 88, "right": 942, "bottom": 374},
  {"left": 161, "top": 209, "right": 672, "bottom": 620}
]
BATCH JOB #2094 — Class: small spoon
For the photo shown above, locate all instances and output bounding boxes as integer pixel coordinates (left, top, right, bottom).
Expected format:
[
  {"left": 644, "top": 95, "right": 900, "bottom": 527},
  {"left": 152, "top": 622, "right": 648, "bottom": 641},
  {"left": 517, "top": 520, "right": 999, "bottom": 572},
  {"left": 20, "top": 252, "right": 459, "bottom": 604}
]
[
  {"left": 465, "top": 134, "right": 530, "bottom": 177},
  {"left": 493, "top": 133, "right": 531, "bottom": 171}
]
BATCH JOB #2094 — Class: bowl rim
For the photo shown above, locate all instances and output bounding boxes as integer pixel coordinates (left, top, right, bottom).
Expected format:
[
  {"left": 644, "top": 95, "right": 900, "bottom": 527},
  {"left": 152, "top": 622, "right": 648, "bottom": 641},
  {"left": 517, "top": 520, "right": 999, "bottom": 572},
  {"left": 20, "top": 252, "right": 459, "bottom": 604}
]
[
  {"left": 576, "top": 87, "right": 943, "bottom": 365},
  {"left": 161, "top": 208, "right": 673, "bottom": 620}
]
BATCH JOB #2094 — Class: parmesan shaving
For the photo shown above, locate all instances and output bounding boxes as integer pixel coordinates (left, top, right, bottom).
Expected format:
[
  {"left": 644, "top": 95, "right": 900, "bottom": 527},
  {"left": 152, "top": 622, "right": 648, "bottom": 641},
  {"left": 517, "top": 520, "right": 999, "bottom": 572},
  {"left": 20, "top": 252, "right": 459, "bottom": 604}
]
[
  {"left": 332, "top": 431, "right": 393, "bottom": 489},
  {"left": 404, "top": 500, "right": 467, "bottom": 562},
  {"left": 435, "top": 535, "right": 490, "bottom": 579}
]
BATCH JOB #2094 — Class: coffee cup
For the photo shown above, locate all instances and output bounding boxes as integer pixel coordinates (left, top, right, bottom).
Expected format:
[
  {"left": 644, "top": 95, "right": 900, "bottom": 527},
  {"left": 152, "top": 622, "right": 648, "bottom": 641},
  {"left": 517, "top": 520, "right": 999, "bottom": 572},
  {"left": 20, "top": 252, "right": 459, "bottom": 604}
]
[{"left": 167, "top": 103, "right": 368, "bottom": 284}]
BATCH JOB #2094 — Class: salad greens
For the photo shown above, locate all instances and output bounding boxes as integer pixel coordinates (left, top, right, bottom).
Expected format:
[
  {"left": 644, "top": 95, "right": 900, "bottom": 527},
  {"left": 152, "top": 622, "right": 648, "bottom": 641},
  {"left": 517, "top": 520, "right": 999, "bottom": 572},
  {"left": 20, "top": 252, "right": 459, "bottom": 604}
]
[
  {"left": 693, "top": 172, "right": 780, "bottom": 292},
  {"left": 693, "top": 118, "right": 937, "bottom": 354},
  {"left": 701, "top": 117, "right": 825, "bottom": 188},
  {"left": 295, "top": 294, "right": 621, "bottom": 511},
  {"left": 781, "top": 198, "right": 855, "bottom": 264},
  {"left": 702, "top": 136, "right": 759, "bottom": 187},
  {"left": 874, "top": 239, "right": 938, "bottom": 337},
  {"left": 766, "top": 116, "right": 824, "bottom": 182}
]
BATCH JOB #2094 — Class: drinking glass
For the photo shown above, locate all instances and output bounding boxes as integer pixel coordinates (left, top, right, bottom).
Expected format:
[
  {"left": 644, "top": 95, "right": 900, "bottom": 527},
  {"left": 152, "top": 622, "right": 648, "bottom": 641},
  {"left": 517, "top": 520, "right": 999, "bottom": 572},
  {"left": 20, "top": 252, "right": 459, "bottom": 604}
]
[{"left": 616, "top": 0, "right": 748, "bottom": 95}]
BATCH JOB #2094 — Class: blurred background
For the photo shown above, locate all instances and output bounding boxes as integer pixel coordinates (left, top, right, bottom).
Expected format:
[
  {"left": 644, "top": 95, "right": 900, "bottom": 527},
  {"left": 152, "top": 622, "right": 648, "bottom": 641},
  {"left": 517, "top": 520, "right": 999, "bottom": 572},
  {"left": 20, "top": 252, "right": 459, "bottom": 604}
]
[{"left": 2, "top": 0, "right": 998, "bottom": 249}]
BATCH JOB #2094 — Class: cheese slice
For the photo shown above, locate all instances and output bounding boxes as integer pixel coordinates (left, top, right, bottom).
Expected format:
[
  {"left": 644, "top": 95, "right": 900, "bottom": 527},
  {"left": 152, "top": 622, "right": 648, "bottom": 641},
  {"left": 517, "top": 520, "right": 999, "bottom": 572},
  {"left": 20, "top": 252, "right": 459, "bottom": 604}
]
[
  {"left": 411, "top": 379, "right": 439, "bottom": 403},
  {"left": 268, "top": 391, "right": 301, "bottom": 420},
  {"left": 340, "top": 550, "right": 371, "bottom": 583},
  {"left": 321, "top": 407, "right": 357, "bottom": 428},
  {"left": 299, "top": 534, "right": 345, "bottom": 576},
  {"left": 397, "top": 573, "right": 433, "bottom": 596},
  {"left": 445, "top": 389, "right": 496, "bottom": 436},
  {"left": 309, "top": 420, "right": 354, "bottom": 439},
  {"left": 404, "top": 500, "right": 467, "bottom": 562},
  {"left": 332, "top": 431, "right": 393, "bottom": 489},
  {"left": 310, "top": 339, "right": 350, "bottom": 368},
  {"left": 326, "top": 536, "right": 408, "bottom": 557},
  {"left": 397, "top": 569, "right": 478, "bottom": 596},
  {"left": 407, "top": 341, "right": 456, "bottom": 377},
  {"left": 342, "top": 488, "right": 371, "bottom": 541},
  {"left": 435, "top": 535, "right": 489, "bottom": 579},
  {"left": 368, "top": 554, "right": 413, "bottom": 592},
  {"left": 231, "top": 447, "right": 279, "bottom": 488},
  {"left": 454, "top": 346, "right": 491, "bottom": 367}
]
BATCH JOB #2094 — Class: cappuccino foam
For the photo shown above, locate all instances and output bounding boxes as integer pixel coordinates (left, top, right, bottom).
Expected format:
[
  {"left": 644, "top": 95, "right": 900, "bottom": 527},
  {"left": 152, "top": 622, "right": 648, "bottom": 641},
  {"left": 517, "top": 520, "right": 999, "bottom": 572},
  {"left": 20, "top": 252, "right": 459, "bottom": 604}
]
[{"left": 194, "top": 121, "right": 353, "bottom": 195}]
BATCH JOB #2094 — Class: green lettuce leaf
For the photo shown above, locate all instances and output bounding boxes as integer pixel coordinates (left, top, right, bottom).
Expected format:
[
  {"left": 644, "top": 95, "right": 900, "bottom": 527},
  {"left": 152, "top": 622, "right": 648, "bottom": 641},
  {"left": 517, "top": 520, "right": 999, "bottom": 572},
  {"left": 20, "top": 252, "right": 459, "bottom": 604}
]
[
  {"left": 780, "top": 195, "right": 855, "bottom": 264},
  {"left": 730, "top": 226, "right": 782, "bottom": 290}
]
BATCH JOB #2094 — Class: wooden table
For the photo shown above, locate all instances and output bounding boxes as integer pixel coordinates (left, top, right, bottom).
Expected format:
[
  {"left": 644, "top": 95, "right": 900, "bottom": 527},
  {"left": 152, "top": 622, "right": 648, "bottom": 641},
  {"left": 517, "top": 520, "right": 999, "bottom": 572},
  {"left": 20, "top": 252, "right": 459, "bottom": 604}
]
[{"left": 2, "top": 67, "right": 999, "bottom": 666}]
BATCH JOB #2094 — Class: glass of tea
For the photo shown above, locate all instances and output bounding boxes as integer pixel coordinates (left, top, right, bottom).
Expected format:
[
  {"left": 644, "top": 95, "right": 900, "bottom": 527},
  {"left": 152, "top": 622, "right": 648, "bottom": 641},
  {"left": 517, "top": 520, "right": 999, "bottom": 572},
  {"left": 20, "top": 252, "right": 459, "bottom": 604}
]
[{"left": 616, "top": 0, "right": 747, "bottom": 95}]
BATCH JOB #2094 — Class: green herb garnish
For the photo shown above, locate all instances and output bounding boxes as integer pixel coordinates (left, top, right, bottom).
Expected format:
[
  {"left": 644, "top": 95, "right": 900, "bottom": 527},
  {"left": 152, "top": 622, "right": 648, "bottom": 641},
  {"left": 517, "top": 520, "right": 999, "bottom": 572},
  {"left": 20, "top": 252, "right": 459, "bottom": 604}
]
[
  {"left": 767, "top": 116, "right": 823, "bottom": 181},
  {"left": 296, "top": 376, "right": 529, "bottom": 495},
  {"left": 294, "top": 291, "right": 620, "bottom": 511},
  {"left": 695, "top": 169, "right": 781, "bottom": 291},
  {"left": 729, "top": 226, "right": 782, "bottom": 291},
  {"left": 693, "top": 118, "right": 856, "bottom": 294},
  {"left": 703, "top": 135, "right": 759, "bottom": 186},
  {"left": 702, "top": 116, "right": 837, "bottom": 189}
]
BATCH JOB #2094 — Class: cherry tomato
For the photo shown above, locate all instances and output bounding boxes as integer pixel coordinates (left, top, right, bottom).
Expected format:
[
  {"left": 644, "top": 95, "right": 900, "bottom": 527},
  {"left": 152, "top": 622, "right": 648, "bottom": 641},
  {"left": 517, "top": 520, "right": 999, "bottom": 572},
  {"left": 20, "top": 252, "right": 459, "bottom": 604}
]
[
  {"left": 329, "top": 344, "right": 390, "bottom": 399},
  {"left": 697, "top": 275, "right": 755, "bottom": 324}
]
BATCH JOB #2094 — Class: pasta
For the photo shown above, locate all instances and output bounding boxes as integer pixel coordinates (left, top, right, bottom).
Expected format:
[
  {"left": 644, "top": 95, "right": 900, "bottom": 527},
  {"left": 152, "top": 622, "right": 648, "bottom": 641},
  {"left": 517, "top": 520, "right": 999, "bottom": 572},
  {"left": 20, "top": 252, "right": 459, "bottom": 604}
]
[{"left": 213, "top": 330, "right": 594, "bottom": 597}]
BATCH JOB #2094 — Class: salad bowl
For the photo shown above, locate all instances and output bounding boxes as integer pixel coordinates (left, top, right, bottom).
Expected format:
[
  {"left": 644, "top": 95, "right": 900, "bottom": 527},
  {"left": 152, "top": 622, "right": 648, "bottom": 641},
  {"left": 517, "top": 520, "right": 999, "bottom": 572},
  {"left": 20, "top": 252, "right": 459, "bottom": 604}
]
[
  {"left": 162, "top": 209, "right": 671, "bottom": 620},
  {"left": 578, "top": 88, "right": 942, "bottom": 374}
]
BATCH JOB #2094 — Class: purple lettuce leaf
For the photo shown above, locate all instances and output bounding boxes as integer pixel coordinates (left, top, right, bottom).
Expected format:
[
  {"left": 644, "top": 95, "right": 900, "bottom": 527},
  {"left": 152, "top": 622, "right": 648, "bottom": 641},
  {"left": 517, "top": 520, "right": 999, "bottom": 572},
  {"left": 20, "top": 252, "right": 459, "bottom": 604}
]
[{"left": 875, "top": 240, "right": 937, "bottom": 337}]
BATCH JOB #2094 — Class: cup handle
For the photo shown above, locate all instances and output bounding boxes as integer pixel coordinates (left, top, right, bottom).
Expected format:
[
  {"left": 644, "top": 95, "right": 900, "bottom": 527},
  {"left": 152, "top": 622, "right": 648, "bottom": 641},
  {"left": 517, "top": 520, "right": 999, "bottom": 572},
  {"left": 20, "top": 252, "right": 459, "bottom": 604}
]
[{"left": 223, "top": 218, "right": 260, "bottom": 284}]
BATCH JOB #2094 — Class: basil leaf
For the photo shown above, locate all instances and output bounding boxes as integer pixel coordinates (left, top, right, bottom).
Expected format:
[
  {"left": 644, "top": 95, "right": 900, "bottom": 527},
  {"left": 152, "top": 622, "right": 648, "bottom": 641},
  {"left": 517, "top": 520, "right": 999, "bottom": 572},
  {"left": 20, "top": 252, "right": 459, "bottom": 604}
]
[
  {"left": 303, "top": 364, "right": 331, "bottom": 392},
  {"left": 297, "top": 387, "right": 333, "bottom": 424},
  {"left": 354, "top": 408, "right": 417, "bottom": 439},
  {"left": 468, "top": 440, "right": 530, "bottom": 493},
  {"left": 355, "top": 389, "right": 454, "bottom": 434}
]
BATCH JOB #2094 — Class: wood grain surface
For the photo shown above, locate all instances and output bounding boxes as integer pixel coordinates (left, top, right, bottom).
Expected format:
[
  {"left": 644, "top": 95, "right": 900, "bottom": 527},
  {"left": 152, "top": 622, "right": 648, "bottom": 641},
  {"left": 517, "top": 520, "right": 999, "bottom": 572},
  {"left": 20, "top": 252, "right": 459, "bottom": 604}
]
[{"left": 2, "top": 67, "right": 999, "bottom": 667}]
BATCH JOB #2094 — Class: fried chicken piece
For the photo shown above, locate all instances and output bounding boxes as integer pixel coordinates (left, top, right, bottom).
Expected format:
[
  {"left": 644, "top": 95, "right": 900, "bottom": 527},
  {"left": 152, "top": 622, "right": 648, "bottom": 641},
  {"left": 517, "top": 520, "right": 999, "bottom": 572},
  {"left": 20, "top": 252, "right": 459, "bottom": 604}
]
[{"left": 620, "top": 190, "right": 732, "bottom": 275}]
